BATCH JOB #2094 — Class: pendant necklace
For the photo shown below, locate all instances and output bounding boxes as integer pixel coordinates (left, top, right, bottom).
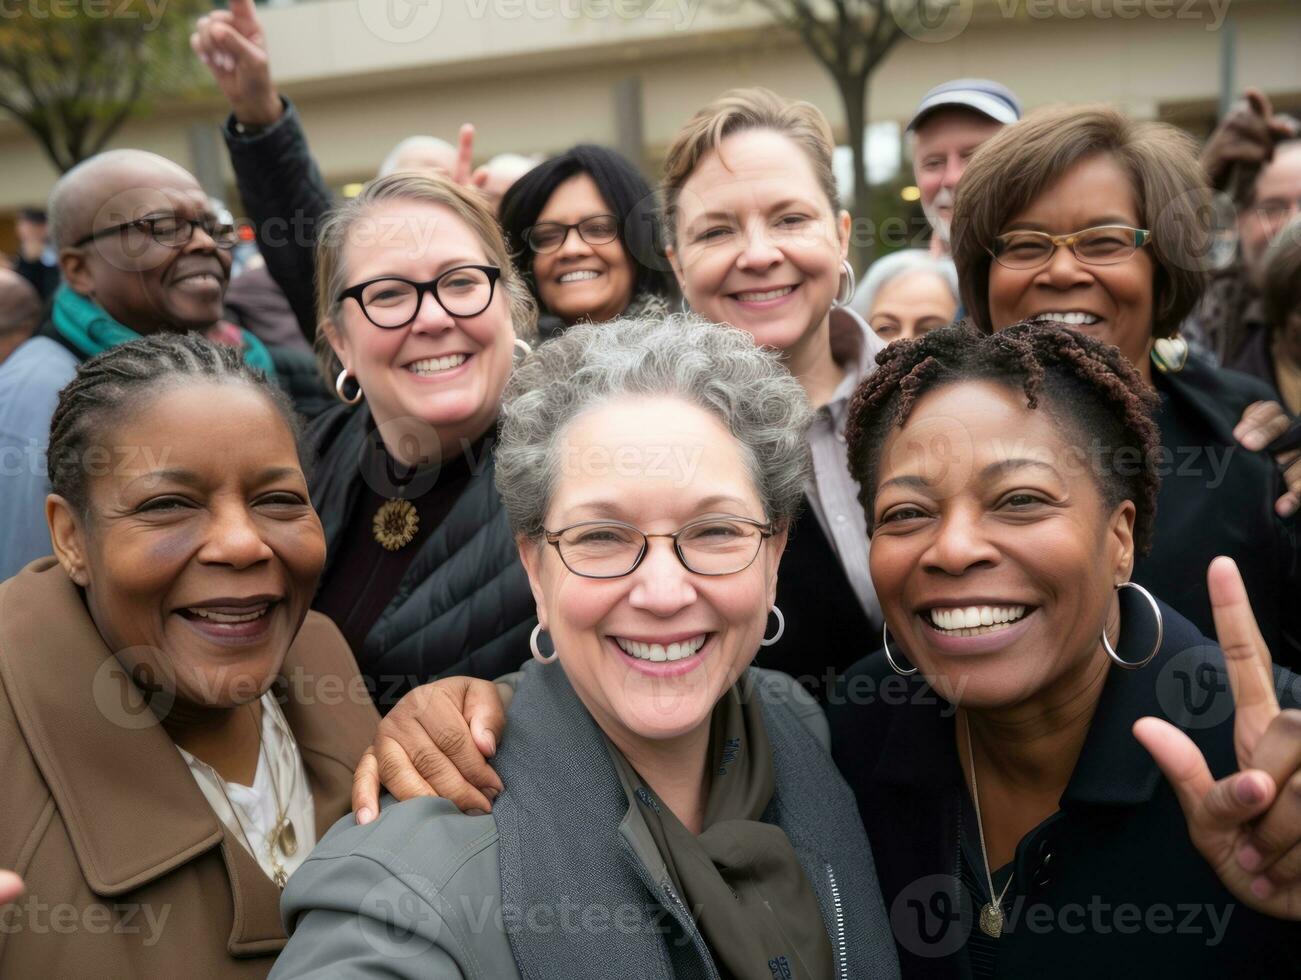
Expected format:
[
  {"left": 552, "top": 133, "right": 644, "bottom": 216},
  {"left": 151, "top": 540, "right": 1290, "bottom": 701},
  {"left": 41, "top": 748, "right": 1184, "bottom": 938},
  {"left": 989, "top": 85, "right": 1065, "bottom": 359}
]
[
  {"left": 372, "top": 497, "right": 419, "bottom": 550},
  {"left": 965, "top": 713, "right": 1014, "bottom": 938}
]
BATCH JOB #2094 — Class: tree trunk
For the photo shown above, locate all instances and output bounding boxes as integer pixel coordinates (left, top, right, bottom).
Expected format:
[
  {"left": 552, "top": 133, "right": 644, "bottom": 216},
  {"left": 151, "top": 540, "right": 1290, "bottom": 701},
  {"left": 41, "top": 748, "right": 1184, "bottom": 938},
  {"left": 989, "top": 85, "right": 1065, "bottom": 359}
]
[{"left": 839, "top": 73, "right": 872, "bottom": 276}]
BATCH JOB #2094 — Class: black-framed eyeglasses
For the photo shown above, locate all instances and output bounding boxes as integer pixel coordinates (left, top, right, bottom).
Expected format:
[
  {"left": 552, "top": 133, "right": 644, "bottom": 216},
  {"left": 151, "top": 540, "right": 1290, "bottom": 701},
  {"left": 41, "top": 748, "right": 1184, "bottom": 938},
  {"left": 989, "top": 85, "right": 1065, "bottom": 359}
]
[
  {"left": 544, "top": 516, "right": 775, "bottom": 579},
  {"left": 337, "top": 265, "right": 502, "bottom": 328},
  {"left": 74, "top": 213, "right": 240, "bottom": 250},
  {"left": 523, "top": 214, "right": 619, "bottom": 254},
  {"left": 988, "top": 225, "right": 1152, "bottom": 270}
]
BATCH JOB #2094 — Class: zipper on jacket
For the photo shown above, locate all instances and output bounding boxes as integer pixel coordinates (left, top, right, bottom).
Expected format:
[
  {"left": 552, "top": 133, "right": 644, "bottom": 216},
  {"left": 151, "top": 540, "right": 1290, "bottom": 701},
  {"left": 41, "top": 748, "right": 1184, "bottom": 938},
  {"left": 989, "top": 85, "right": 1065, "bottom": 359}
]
[{"left": 825, "top": 862, "right": 848, "bottom": 980}]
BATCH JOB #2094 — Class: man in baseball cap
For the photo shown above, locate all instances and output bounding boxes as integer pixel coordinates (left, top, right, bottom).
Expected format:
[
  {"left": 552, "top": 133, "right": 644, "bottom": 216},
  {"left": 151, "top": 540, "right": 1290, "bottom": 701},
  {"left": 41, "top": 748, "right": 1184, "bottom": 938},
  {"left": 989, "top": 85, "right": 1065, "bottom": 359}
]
[{"left": 907, "top": 79, "right": 1022, "bottom": 257}]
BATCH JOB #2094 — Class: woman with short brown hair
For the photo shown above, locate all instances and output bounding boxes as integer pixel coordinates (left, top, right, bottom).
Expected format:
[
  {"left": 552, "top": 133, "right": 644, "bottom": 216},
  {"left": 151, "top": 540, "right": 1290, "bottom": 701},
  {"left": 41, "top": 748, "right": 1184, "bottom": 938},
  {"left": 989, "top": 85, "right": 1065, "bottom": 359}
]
[{"left": 950, "top": 103, "right": 1300, "bottom": 669}]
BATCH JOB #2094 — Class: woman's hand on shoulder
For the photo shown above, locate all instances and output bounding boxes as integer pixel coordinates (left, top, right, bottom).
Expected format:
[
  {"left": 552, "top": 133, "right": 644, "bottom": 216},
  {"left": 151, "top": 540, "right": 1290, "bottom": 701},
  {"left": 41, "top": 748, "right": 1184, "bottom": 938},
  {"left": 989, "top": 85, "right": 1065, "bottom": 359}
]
[
  {"left": 1233, "top": 401, "right": 1300, "bottom": 518},
  {"left": 1134, "top": 556, "right": 1301, "bottom": 920},
  {"left": 351, "top": 676, "right": 507, "bottom": 825}
]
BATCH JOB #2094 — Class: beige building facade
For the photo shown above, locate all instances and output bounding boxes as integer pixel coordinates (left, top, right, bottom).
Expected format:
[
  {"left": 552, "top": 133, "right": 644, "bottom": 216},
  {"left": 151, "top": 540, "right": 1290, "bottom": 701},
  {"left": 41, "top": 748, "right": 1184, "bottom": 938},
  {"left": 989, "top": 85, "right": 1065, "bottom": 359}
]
[{"left": 0, "top": 0, "right": 1297, "bottom": 216}]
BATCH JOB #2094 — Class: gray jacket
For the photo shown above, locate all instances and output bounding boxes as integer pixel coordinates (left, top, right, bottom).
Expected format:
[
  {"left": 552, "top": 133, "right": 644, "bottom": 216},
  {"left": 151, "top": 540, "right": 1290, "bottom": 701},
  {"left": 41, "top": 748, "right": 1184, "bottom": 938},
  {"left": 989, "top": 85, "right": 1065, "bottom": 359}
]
[{"left": 271, "top": 665, "right": 900, "bottom": 979}]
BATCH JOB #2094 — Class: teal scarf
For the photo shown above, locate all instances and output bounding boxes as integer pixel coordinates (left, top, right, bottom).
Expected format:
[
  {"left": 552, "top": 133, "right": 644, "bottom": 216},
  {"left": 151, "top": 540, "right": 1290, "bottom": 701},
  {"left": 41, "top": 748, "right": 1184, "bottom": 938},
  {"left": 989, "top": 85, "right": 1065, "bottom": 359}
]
[{"left": 51, "top": 284, "right": 277, "bottom": 378}]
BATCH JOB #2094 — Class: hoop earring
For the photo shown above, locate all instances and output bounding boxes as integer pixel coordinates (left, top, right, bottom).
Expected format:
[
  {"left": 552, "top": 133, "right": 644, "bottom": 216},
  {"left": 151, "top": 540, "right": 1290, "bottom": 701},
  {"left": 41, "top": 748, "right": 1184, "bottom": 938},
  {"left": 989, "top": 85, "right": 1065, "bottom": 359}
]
[
  {"left": 679, "top": 295, "right": 691, "bottom": 316},
  {"left": 759, "top": 605, "right": 785, "bottom": 647},
  {"left": 513, "top": 337, "right": 532, "bottom": 360},
  {"left": 1102, "top": 581, "right": 1163, "bottom": 669},
  {"left": 334, "top": 368, "right": 363, "bottom": 406},
  {"left": 882, "top": 622, "right": 917, "bottom": 676},
  {"left": 832, "top": 259, "right": 856, "bottom": 308},
  {"left": 530, "top": 623, "right": 558, "bottom": 664}
]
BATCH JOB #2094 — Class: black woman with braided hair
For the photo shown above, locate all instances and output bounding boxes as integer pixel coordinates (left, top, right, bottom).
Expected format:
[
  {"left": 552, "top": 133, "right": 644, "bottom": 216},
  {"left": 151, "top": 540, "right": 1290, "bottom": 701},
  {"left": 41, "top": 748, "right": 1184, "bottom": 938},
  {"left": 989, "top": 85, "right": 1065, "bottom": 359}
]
[
  {"left": 0, "top": 334, "right": 377, "bottom": 977},
  {"left": 352, "top": 321, "right": 1301, "bottom": 976}
]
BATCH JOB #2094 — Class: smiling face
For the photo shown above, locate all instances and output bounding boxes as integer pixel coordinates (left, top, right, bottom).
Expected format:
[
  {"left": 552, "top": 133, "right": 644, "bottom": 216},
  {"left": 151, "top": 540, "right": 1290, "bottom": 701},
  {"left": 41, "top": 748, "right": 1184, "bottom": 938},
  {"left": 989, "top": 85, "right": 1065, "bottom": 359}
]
[
  {"left": 328, "top": 199, "right": 516, "bottom": 452},
  {"left": 1240, "top": 142, "right": 1301, "bottom": 272},
  {"left": 868, "top": 380, "right": 1134, "bottom": 709},
  {"left": 518, "top": 395, "right": 783, "bottom": 745},
  {"left": 51, "top": 383, "right": 325, "bottom": 709},
  {"left": 529, "top": 173, "right": 635, "bottom": 324},
  {"left": 868, "top": 269, "right": 957, "bottom": 343},
  {"left": 61, "top": 160, "right": 231, "bottom": 334},
  {"left": 987, "top": 155, "right": 1156, "bottom": 375},
  {"left": 668, "top": 128, "right": 849, "bottom": 362},
  {"left": 912, "top": 109, "right": 1004, "bottom": 244}
]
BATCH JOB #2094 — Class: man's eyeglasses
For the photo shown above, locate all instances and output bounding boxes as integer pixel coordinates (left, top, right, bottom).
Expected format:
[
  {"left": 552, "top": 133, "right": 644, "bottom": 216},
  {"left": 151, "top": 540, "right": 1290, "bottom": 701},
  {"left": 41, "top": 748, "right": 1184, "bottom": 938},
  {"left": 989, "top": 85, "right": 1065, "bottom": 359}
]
[
  {"left": 988, "top": 225, "right": 1152, "bottom": 270},
  {"left": 337, "top": 265, "right": 502, "bottom": 329},
  {"left": 74, "top": 214, "right": 240, "bottom": 250},
  {"left": 543, "top": 516, "right": 775, "bottom": 579},
  {"left": 523, "top": 214, "right": 619, "bottom": 254}
]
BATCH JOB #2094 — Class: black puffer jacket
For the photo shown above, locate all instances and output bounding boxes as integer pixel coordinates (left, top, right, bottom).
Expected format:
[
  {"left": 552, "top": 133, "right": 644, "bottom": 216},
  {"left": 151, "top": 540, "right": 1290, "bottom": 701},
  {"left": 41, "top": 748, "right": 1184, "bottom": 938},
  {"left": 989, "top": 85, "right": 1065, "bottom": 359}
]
[{"left": 307, "top": 402, "right": 537, "bottom": 708}]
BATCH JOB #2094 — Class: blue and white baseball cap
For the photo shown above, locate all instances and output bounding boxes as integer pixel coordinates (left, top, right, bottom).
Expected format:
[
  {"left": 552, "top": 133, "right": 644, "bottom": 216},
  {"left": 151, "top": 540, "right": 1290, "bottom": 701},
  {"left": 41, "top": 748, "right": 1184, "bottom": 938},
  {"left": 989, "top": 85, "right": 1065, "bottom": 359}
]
[{"left": 907, "top": 79, "right": 1023, "bottom": 132}]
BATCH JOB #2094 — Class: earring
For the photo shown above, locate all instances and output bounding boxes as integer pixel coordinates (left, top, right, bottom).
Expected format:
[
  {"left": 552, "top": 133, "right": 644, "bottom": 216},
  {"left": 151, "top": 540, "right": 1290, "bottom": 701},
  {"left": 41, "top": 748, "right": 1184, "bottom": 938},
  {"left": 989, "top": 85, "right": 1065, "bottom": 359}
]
[
  {"left": 832, "top": 259, "right": 856, "bottom": 308},
  {"left": 882, "top": 622, "right": 918, "bottom": 676},
  {"left": 679, "top": 295, "right": 691, "bottom": 316},
  {"left": 1102, "top": 581, "right": 1163, "bottom": 669},
  {"left": 759, "top": 605, "right": 785, "bottom": 647},
  {"left": 513, "top": 337, "right": 532, "bottom": 360},
  {"left": 530, "top": 623, "right": 558, "bottom": 664},
  {"left": 334, "top": 368, "right": 363, "bottom": 406}
]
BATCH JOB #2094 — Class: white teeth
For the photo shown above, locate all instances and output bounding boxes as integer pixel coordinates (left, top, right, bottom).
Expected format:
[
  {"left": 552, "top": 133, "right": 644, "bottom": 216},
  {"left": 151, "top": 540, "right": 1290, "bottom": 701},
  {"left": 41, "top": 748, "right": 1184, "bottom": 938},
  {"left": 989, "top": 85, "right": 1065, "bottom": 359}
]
[
  {"left": 614, "top": 634, "right": 707, "bottom": 663},
  {"left": 1030, "top": 312, "right": 1100, "bottom": 326},
  {"left": 186, "top": 605, "right": 269, "bottom": 624},
  {"left": 928, "top": 605, "right": 1026, "bottom": 633},
  {"left": 407, "top": 353, "right": 468, "bottom": 375},
  {"left": 559, "top": 270, "right": 600, "bottom": 283},
  {"left": 735, "top": 286, "right": 794, "bottom": 302}
]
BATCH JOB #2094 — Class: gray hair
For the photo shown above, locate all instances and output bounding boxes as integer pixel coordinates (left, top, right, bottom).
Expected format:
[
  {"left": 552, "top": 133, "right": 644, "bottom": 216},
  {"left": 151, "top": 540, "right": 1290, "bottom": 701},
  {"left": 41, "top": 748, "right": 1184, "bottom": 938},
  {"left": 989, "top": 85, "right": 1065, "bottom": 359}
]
[
  {"left": 495, "top": 314, "right": 814, "bottom": 539},
  {"left": 378, "top": 135, "right": 457, "bottom": 178},
  {"left": 849, "top": 249, "right": 959, "bottom": 321}
]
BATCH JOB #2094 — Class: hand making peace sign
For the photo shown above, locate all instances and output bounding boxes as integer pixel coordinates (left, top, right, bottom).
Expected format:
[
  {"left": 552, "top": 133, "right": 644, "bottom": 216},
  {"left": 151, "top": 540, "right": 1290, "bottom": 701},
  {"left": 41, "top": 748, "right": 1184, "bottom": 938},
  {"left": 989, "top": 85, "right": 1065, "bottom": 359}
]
[{"left": 1134, "top": 556, "right": 1301, "bottom": 920}]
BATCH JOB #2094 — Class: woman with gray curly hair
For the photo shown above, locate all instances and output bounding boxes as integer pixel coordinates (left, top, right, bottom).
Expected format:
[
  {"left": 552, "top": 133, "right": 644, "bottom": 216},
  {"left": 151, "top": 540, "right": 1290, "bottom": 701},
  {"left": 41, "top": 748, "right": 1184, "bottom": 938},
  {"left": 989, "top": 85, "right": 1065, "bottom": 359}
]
[{"left": 270, "top": 315, "right": 899, "bottom": 980}]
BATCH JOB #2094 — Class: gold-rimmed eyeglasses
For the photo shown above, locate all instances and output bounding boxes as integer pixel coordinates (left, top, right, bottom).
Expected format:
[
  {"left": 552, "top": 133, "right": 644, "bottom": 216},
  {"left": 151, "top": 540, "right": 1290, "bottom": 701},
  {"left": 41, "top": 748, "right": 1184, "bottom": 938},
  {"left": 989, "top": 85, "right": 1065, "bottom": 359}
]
[
  {"left": 988, "top": 225, "right": 1152, "bottom": 270},
  {"left": 543, "top": 516, "right": 775, "bottom": 579}
]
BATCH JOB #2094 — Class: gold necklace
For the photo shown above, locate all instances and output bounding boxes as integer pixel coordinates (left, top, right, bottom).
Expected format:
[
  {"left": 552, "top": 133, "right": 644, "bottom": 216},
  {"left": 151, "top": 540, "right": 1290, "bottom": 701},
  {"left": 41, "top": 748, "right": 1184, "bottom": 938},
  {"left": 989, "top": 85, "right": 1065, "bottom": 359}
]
[
  {"left": 373, "top": 498, "right": 419, "bottom": 550},
  {"left": 198, "top": 702, "right": 298, "bottom": 888},
  {"left": 964, "top": 713, "right": 1014, "bottom": 938}
]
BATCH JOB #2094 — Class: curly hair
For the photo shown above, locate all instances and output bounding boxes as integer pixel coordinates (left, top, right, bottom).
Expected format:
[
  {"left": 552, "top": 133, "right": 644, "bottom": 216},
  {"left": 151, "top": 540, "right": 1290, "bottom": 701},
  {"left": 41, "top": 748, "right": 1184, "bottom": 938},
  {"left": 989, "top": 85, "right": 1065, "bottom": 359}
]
[
  {"left": 845, "top": 321, "right": 1162, "bottom": 553},
  {"left": 48, "top": 334, "right": 310, "bottom": 516}
]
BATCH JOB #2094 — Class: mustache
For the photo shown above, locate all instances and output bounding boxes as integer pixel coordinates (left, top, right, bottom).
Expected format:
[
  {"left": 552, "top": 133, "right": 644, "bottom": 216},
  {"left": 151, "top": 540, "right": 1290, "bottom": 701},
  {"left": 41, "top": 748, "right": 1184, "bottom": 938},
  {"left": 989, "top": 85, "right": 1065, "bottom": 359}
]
[{"left": 930, "top": 187, "right": 956, "bottom": 209}]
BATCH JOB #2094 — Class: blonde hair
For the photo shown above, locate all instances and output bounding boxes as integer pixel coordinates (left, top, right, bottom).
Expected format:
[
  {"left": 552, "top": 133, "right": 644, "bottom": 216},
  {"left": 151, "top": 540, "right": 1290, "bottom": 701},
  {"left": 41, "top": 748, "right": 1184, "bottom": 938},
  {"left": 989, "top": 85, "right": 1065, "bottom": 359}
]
[
  {"left": 313, "top": 173, "right": 538, "bottom": 383},
  {"left": 660, "top": 87, "right": 841, "bottom": 246},
  {"left": 952, "top": 104, "right": 1210, "bottom": 340}
]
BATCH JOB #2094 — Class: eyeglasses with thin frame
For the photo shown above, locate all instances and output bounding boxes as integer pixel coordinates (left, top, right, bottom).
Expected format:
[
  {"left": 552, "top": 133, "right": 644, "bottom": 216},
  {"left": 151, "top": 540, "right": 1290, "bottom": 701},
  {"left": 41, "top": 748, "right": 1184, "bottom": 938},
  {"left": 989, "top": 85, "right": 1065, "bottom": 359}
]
[
  {"left": 988, "top": 225, "right": 1152, "bottom": 270},
  {"left": 74, "top": 213, "right": 240, "bottom": 250},
  {"left": 337, "top": 264, "right": 502, "bottom": 329},
  {"left": 544, "top": 516, "right": 775, "bottom": 579},
  {"left": 523, "top": 214, "right": 619, "bottom": 254}
]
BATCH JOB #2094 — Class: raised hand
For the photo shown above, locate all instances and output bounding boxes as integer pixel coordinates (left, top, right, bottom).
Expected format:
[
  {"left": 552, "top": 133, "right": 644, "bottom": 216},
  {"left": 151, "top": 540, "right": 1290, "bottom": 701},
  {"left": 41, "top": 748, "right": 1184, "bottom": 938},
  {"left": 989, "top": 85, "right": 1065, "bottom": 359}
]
[
  {"left": 1233, "top": 401, "right": 1301, "bottom": 518},
  {"left": 190, "top": 0, "right": 282, "bottom": 129},
  {"left": 1200, "top": 88, "right": 1298, "bottom": 191},
  {"left": 351, "top": 675, "right": 508, "bottom": 824},
  {"left": 1134, "top": 556, "right": 1301, "bottom": 919},
  {"left": 452, "top": 124, "right": 490, "bottom": 191}
]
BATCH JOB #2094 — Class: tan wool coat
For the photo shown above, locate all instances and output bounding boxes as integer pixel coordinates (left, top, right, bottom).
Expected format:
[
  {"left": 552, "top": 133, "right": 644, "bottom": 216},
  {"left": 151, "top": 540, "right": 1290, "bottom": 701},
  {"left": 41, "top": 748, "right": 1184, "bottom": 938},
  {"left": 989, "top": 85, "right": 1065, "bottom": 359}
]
[{"left": 0, "top": 558, "right": 379, "bottom": 978}]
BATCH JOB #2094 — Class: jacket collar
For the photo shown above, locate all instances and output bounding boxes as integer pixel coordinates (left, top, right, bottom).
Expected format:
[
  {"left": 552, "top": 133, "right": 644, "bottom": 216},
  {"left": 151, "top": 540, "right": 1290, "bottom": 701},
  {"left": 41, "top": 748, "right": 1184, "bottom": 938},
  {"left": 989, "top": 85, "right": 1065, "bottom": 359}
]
[
  {"left": 869, "top": 599, "right": 1203, "bottom": 809},
  {"left": 0, "top": 558, "right": 368, "bottom": 954}
]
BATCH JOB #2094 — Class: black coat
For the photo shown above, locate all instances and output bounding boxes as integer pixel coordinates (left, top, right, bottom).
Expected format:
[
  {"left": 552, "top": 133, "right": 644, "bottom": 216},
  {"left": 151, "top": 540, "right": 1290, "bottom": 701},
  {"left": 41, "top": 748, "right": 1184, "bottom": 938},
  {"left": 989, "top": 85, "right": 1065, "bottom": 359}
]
[
  {"left": 224, "top": 99, "right": 330, "bottom": 342},
  {"left": 826, "top": 602, "right": 1301, "bottom": 978},
  {"left": 306, "top": 402, "right": 536, "bottom": 708},
  {"left": 1138, "top": 353, "right": 1299, "bottom": 669}
]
